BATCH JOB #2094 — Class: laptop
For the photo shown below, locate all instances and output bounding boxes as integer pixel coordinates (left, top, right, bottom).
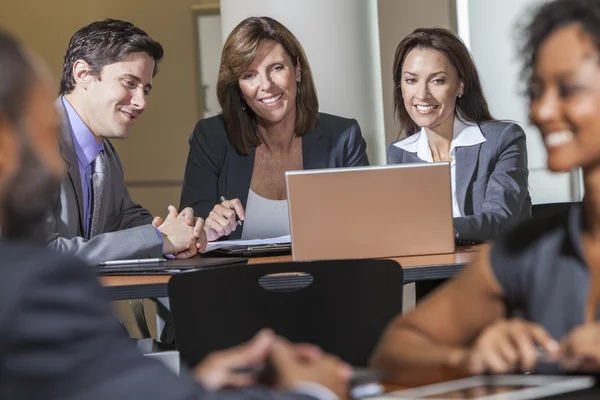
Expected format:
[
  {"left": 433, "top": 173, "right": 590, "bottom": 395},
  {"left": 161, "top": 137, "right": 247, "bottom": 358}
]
[{"left": 285, "top": 163, "right": 455, "bottom": 261}]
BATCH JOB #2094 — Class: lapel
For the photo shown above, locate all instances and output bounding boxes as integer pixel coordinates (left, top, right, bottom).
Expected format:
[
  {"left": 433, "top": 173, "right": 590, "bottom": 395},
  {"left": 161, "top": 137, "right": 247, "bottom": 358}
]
[
  {"left": 301, "top": 121, "right": 329, "bottom": 169},
  {"left": 227, "top": 147, "right": 255, "bottom": 210},
  {"left": 455, "top": 144, "right": 483, "bottom": 216},
  {"left": 224, "top": 147, "right": 255, "bottom": 240},
  {"left": 400, "top": 149, "right": 427, "bottom": 164},
  {"left": 56, "top": 98, "right": 85, "bottom": 232}
]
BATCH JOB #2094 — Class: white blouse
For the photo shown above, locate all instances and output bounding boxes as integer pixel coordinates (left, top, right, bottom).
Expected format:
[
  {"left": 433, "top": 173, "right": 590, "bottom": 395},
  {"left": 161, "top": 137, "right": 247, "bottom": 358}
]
[
  {"left": 240, "top": 189, "right": 290, "bottom": 239},
  {"left": 392, "top": 117, "right": 486, "bottom": 217}
]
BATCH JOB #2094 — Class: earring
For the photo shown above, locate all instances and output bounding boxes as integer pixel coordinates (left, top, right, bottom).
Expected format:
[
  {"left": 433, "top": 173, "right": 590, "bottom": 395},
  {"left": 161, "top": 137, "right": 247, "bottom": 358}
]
[
  {"left": 241, "top": 98, "right": 247, "bottom": 111},
  {"left": 296, "top": 81, "right": 301, "bottom": 94},
  {"left": 457, "top": 93, "right": 463, "bottom": 99}
]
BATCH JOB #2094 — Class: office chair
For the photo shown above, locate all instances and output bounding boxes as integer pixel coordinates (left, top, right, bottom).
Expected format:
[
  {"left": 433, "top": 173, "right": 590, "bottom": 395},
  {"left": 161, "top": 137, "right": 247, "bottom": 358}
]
[
  {"left": 168, "top": 259, "right": 404, "bottom": 368},
  {"left": 532, "top": 202, "right": 579, "bottom": 219}
]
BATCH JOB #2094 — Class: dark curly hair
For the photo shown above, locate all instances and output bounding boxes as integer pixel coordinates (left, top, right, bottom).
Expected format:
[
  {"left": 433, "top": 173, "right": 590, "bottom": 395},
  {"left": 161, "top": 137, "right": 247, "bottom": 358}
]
[
  {"left": 59, "top": 19, "right": 164, "bottom": 95},
  {"left": 520, "top": 0, "right": 600, "bottom": 99}
]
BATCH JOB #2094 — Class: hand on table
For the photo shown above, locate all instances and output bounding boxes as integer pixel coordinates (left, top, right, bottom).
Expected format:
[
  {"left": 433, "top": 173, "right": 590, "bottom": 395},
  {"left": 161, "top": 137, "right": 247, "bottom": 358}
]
[
  {"left": 272, "top": 337, "right": 352, "bottom": 399},
  {"left": 153, "top": 205, "right": 207, "bottom": 257},
  {"left": 453, "top": 318, "right": 559, "bottom": 375},
  {"left": 194, "top": 329, "right": 276, "bottom": 391},
  {"left": 560, "top": 322, "right": 600, "bottom": 372}
]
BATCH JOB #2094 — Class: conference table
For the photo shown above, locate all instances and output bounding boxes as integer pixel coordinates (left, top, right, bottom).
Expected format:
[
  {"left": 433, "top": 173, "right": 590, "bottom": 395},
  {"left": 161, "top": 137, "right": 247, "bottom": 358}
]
[{"left": 100, "top": 245, "right": 483, "bottom": 301}]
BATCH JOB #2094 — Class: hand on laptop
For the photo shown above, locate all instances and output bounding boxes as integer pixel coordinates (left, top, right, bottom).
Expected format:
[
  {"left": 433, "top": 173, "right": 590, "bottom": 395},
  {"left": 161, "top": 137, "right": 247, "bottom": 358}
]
[
  {"left": 205, "top": 198, "right": 245, "bottom": 241},
  {"left": 560, "top": 323, "right": 600, "bottom": 372},
  {"left": 154, "top": 205, "right": 207, "bottom": 257}
]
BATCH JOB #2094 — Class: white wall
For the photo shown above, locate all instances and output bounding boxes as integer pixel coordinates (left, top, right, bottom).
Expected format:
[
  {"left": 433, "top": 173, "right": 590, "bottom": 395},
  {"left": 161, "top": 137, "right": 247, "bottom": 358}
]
[
  {"left": 219, "top": 0, "right": 386, "bottom": 165},
  {"left": 459, "top": 0, "right": 582, "bottom": 204}
]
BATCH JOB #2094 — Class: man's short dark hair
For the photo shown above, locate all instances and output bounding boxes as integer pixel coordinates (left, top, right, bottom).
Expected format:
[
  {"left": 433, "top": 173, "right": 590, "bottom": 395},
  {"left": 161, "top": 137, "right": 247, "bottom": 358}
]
[{"left": 59, "top": 19, "right": 164, "bottom": 95}]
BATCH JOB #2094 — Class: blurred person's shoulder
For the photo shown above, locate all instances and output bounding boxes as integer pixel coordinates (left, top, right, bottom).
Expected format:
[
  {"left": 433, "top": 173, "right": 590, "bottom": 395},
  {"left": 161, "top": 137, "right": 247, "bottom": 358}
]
[
  {"left": 0, "top": 240, "right": 98, "bottom": 307},
  {"left": 491, "top": 202, "right": 576, "bottom": 267}
]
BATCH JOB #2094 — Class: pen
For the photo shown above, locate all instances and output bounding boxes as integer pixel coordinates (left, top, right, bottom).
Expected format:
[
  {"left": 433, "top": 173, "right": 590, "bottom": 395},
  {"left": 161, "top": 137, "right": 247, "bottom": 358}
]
[
  {"left": 220, "top": 196, "right": 243, "bottom": 226},
  {"left": 99, "top": 258, "right": 166, "bottom": 266}
]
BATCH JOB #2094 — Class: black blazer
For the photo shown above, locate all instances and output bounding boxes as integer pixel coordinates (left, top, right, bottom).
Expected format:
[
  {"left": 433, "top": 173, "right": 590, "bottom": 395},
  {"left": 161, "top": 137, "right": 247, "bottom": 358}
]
[
  {"left": 0, "top": 240, "right": 322, "bottom": 400},
  {"left": 180, "top": 113, "right": 369, "bottom": 239}
]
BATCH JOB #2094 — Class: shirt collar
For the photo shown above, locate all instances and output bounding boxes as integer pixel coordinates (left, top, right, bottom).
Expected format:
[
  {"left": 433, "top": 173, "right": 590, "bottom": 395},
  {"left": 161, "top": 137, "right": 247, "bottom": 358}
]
[
  {"left": 393, "top": 117, "right": 486, "bottom": 162},
  {"left": 451, "top": 117, "right": 486, "bottom": 152},
  {"left": 61, "top": 96, "right": 103, "bottom": 168}
]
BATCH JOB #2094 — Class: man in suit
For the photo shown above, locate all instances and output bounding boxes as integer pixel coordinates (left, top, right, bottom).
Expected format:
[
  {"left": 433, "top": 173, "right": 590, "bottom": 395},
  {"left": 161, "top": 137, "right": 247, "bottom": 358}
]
[
  {"left": 0, "top": 28, "right": 350, "bottom": 399},
  {"left": 47, "top": 19, "right": 205, "bottom": 262}
]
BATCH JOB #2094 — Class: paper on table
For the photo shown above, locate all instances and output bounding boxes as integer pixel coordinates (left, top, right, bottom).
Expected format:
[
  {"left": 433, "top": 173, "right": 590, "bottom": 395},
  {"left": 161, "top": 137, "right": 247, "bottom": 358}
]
[{"left": 204, "top": 235, "right": 291, "bottom": 253}]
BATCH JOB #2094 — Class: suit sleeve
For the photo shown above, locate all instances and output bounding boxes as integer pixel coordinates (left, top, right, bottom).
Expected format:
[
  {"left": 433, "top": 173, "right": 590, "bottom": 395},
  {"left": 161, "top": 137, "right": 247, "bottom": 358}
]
[
  {"left": 179, "top": 120, "right": 224, "bottom": 219},
  {"left": 453, "top": 124, "right": 531, "bottom": 241},
  {"left": 344, "top": 119, "right": 369, "bottom": 167},
  {"left": 46, "top": 225, "right": 163, "bottom": 264},
  {"left": 109, "top": 143, "right": 155, "bottom": 230},
  {"left": 44, "top": 198, "right": 162, "bottom": 264}
]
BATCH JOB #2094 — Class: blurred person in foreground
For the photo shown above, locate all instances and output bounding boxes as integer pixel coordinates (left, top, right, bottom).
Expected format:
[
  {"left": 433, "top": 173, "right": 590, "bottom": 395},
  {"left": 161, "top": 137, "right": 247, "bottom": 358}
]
[{"left": 371, "top": 0, "right": 600, "bottom": 383}]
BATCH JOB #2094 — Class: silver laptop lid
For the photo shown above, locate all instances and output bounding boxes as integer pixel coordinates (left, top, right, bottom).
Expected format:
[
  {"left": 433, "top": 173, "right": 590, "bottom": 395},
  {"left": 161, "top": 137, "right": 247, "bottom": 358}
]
[{"left": 285, "top": 163, "right": 454, "bottom": 261}]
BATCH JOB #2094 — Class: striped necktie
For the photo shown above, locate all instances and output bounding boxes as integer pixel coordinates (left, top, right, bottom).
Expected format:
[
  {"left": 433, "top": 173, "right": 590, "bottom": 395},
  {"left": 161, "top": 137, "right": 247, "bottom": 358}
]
[{"left": 89, "top": 151, "right": 106, "bottom": 238}]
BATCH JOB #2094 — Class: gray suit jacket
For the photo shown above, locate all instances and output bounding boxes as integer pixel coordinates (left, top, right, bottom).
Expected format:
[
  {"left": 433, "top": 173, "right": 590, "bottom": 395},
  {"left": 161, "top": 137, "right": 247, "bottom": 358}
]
[
  {"left": 45, "top": 98, "right": 162, "bottom": 263},
  {"left": 0, "top": 240, "right": 318, "bottom": 400},
  {"left": 387, "top": 121, "right": 532, "bottom": 241},
  {"left": 180, "top": 112, "right": 369, "bottom": 239}
]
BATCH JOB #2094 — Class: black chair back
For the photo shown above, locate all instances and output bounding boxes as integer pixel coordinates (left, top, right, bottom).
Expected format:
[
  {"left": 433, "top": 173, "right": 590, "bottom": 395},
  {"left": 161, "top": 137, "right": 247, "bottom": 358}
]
[
  {"left": 168, "top": 259, "right": 403, "bottom": 367},
  {"left": 532, "top": 202, "right": 579, "bottom": 219}
]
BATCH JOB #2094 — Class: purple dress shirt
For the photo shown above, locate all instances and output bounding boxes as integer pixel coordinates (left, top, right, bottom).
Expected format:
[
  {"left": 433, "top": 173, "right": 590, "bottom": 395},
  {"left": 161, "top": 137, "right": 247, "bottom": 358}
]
[{"left": 62, "top": 97, "right": 104, "bottom": 238}]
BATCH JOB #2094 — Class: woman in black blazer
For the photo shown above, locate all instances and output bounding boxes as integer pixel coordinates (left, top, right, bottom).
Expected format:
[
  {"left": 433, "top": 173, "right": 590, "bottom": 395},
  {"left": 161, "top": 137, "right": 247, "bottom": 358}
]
[{"left": 180, "top": 17, "right": 369, "bottom": 241}]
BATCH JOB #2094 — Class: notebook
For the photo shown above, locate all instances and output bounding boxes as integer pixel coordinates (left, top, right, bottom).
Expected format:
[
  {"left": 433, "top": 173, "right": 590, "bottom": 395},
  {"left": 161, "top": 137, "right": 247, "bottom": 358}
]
[
  {"left": 204, "top": 235, "right": 291, "bottom": 257},
  {"left": 94, "top": 256, "right": 248, "bottom": 275}
]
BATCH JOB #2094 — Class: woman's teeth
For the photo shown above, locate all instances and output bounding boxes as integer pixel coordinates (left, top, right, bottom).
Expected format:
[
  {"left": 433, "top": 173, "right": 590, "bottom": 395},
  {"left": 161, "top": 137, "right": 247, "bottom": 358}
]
[
  {"left": 545, "top": 130, "right": 574, "bottom": 148},
  {"left": 261, "top": 94, "right": 282, "bottom": 104},
  {"left": 416, "top": 105, "right": 437, "bottom": 112}
]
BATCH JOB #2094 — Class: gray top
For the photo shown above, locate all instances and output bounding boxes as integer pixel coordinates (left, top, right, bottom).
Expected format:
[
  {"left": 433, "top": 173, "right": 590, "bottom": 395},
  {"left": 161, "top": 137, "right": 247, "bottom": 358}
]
[
  {"left": 388, "top": 120, "right": 532, "bottom": 242},
  {"left": 489, "top": 203, "right": 588, "bottom": 373},
  {"left": 240, "top": 189, "right": 290, "bottom": 239}
]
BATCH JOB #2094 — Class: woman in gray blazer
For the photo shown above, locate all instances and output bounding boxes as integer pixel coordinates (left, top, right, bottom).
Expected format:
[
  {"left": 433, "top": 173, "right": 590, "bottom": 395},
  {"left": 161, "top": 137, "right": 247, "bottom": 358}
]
[
  {"left": 387, "top": 27, "right": 531, "bottom": 244},
  {"left": 180, "top": 17, "right": 369, "bottom": 241}
]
